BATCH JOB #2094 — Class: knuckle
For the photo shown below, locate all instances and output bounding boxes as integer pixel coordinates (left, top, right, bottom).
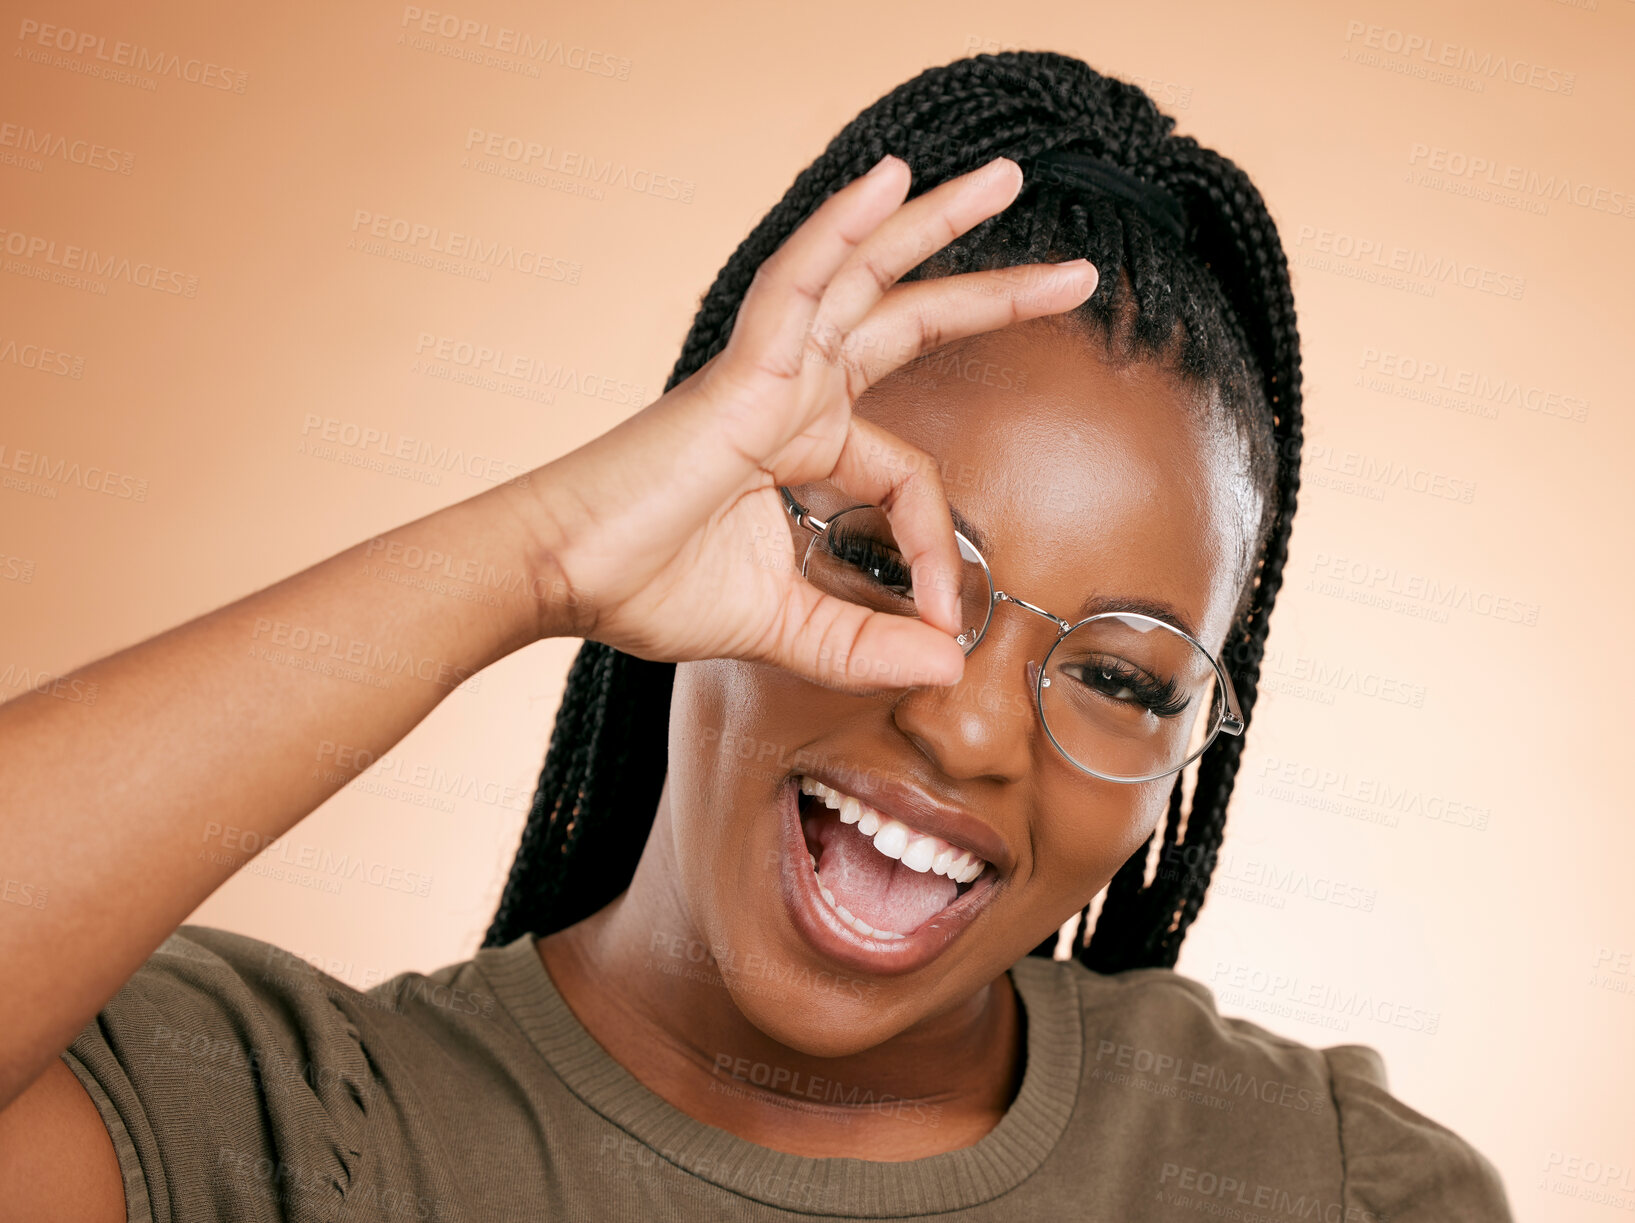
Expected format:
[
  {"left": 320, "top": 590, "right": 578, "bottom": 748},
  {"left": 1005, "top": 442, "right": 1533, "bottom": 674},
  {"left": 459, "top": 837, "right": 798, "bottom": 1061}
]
[
  {"left": 803, "top": 321, "right": 843, "bottom": 367},
  {"left": 915, "top": 310, "right": 948, "bottom": 356},
  {"left": 746, "top": 258, "right": 779, "bottom": 296},
  {"left": 856, "top": 251, "right": 897, "bottom": 298}
]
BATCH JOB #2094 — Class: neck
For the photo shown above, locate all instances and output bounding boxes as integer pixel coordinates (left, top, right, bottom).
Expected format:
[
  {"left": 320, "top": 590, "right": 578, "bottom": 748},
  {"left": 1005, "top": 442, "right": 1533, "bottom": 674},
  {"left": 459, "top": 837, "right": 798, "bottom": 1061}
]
[{"left": 536, "top": 793, "right": 1024, "bottom": 1160}]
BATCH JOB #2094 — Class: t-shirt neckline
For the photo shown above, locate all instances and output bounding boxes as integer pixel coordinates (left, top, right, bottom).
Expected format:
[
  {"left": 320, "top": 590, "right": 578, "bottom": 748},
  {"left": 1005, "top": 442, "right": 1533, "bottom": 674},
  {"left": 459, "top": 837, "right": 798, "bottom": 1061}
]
[{"left": 473, "top": 934, "right": 1084, "bottom": 1217}]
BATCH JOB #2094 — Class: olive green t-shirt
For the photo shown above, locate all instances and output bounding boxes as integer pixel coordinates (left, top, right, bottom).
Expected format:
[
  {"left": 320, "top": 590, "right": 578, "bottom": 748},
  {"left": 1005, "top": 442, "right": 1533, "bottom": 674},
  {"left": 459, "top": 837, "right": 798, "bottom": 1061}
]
[{"left": 61, "top": 925, "right": 1513, "bottom": 1221}]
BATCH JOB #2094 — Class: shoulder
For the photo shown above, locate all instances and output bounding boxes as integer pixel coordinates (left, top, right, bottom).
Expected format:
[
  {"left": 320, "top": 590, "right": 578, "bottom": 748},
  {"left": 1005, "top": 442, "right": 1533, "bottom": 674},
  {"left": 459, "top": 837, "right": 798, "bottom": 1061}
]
[
  {"left": 1322, "top": 1043, "right": 1515, "bottom": 1222},
  {"left": 1021, "top": 954, "right": 1340, "bottom": 1099},
  {"left": 1013, "top": 955, "right": 1514, "bottom": 1221},
  {"left": 63, "top": 925, "right": 383, "bottom": 1220},
  {"left": 69, "top": 923, "right": 376, "bottom": 1092}
]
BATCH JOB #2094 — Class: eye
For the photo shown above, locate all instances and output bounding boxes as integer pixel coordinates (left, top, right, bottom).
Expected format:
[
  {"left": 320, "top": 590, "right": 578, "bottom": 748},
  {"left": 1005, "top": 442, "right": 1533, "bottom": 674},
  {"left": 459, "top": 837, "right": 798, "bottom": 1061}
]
[
  {"left": 1066, "top": 657, "right": 1191, "bottom": 719},
  {"left": 829, "top": 530, "right": 913, "bottom": 597}
]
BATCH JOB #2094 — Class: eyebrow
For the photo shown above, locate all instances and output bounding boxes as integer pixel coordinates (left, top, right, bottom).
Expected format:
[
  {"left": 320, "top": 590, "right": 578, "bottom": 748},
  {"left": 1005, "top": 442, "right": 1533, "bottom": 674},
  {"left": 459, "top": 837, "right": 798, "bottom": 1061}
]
[
  {"left": 1070, "top": 594, "right": 1202, "bottom": 642},
  {"left": 948, "top": 506, "right": 987, "bottom": 552},
  {"left": 948, "top": 506, "right": 1204, "bottom": 642}
]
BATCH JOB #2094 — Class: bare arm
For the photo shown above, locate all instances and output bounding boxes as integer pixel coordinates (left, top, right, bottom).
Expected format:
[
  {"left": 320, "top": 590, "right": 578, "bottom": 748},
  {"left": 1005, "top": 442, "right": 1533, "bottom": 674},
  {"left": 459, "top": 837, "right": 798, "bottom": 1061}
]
[{"left": 0, "top": 476, "right": 563, "bottom": 1111}]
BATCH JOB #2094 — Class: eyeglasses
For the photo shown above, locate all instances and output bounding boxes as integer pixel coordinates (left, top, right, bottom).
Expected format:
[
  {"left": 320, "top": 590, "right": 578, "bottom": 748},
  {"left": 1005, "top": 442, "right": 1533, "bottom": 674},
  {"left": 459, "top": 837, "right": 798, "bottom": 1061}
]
[{"left": 781, "top": 489, "right": 1244, "bottom": 783}]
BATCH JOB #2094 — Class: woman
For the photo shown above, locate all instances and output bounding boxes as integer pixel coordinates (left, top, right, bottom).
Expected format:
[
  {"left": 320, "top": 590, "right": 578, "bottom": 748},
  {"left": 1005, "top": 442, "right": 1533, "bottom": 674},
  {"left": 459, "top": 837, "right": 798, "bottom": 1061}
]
[{"left": 0, "top": 51, "right": 1512, "bottom": 1220}]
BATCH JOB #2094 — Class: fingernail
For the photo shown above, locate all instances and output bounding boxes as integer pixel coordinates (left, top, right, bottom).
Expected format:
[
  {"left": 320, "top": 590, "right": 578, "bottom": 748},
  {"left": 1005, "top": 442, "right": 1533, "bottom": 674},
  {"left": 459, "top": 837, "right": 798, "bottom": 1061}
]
[
  {"left": 866, "top": 154, "right": 902, "bottom": 178},
  {"left": 1054, "top": 258, "right": 1098, "bottom": 290}
]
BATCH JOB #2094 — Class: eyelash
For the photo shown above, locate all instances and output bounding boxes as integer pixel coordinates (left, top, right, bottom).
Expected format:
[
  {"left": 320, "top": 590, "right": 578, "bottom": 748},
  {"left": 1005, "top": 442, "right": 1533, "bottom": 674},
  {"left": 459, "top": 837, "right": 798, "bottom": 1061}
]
[
  {"left": 830, "top": 531, "right": 913, "bottom": 596},
  {"left": 1069, "top": 657, "right": 1191, "bottom": 718}
]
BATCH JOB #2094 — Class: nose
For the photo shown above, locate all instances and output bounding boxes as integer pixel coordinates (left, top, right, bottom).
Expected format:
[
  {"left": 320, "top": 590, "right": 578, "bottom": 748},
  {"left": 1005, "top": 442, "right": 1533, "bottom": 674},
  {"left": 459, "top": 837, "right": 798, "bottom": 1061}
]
[{"left": 889, "top": 615, "right": 1041, "bottom": 784}]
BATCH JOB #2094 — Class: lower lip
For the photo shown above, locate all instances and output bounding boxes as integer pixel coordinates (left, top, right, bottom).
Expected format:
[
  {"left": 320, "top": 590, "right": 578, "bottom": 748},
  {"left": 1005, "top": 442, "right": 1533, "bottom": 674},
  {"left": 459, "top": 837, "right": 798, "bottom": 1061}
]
[{"left": 775, "top": 775, "right": 1003, "bottom": 977}]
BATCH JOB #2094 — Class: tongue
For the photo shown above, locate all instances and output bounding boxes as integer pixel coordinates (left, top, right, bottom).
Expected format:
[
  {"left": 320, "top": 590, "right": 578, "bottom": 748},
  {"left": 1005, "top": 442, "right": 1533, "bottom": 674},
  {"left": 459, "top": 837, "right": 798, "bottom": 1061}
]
[{"left": 806, "top": 812, "right": 958, "bottom": 935}]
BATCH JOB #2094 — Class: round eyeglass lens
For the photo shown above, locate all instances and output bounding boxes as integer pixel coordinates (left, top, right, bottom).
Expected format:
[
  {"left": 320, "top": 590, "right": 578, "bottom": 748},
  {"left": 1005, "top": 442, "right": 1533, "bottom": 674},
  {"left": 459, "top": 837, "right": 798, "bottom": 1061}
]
[
  {"left": 799, "top": 509, "right": 1228, "bottom": 781},
  {"left": 799, "top": 505, "right": 993, "bottom": 648},
  {"left": 1037, "top": 612, "right": 1225, "bottom": 781}
]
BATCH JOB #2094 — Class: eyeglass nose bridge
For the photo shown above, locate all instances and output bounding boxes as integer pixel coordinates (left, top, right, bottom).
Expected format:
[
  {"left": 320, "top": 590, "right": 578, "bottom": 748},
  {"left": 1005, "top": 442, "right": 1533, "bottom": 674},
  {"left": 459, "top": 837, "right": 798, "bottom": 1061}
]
[
  {"left": 965, "top": 590, "right": 1076, "bottom": 696},
  {"left": 957, "top": 586, "right": 1071, "bottom": 650},
  {"left": 994, "top": 590, "right": 1074, "bottom": 634}
]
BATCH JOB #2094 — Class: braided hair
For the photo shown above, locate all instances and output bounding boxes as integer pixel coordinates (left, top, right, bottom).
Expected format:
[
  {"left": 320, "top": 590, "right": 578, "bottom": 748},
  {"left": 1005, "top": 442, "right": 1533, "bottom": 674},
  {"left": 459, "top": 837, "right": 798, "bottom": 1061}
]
[{"left": 485, "top": 50, "right": 1303, "bottom": 974}]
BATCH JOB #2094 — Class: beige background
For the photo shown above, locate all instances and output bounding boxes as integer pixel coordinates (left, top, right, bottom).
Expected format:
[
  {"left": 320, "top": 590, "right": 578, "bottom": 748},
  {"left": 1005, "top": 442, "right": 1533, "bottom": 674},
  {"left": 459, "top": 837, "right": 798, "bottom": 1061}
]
[{"left": 3, "top": 0, "right": 1631, "bottom": 1213}]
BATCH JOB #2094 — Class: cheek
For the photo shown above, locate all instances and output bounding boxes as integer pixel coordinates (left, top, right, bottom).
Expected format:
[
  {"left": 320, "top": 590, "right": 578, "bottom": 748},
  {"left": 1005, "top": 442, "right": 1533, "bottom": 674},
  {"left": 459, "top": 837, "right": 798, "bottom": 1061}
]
[
  {"left": 669, "top": 658, "right": 825, "bottom": 800},
  {"left": 1031, "top": 776, "right": 1173, "bottom": 900},
  {"left": 666, "top": 660, "right": 827, "bottom": 920},
  {"left": 665, "top": 663, "right": 739, "bottom": 902}
]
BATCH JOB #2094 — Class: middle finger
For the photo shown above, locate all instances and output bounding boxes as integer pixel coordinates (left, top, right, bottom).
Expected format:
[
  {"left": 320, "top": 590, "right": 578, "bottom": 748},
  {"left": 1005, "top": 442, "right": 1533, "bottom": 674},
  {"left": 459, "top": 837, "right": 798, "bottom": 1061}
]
[{"left": 808, "top": 157, "right": 1025, "bottom": 350}]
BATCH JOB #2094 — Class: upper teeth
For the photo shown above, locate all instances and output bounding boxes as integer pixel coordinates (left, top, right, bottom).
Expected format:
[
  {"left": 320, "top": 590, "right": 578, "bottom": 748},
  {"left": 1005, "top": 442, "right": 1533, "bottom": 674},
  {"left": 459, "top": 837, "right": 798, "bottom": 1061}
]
[{"left": 798, "top": 777, "right": 988, "bottom": 884}]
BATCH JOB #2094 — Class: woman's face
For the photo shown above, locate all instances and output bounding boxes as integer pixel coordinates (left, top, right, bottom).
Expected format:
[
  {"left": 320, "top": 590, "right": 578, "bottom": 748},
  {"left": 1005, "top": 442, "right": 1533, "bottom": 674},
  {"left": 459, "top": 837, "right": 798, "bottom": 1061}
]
[{"left": 662, "top": 317, "right": 1259, "bottom": 1056}]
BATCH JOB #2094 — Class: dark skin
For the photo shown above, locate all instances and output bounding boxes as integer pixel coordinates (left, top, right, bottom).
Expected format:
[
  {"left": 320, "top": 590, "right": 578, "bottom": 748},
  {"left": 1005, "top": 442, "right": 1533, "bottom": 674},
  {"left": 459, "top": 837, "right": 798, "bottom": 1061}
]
[{"left": 540, "top": 316, "right": 1262, "bottom": 1160}]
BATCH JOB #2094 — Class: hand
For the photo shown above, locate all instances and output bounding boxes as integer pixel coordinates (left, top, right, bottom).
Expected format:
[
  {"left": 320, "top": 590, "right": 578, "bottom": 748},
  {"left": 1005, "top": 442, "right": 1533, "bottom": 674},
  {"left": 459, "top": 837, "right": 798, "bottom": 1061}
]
[{"left": 532, "top": 154, "right": 1099, "bottom": 692}]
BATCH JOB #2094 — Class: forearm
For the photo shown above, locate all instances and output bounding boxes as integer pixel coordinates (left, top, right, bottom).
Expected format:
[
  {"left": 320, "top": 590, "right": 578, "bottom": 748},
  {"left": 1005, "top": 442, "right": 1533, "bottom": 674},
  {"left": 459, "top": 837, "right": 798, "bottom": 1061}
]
[{"left": 0, "top": 474, "right": 569, "bottom": 1109}]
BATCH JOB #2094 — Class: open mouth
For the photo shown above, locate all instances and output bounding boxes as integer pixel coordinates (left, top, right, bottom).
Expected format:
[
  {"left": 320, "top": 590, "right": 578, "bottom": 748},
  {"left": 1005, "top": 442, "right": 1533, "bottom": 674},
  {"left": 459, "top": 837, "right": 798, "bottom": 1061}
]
[{"left": 796, "top": 775, "right": 996, "bottom": 942}]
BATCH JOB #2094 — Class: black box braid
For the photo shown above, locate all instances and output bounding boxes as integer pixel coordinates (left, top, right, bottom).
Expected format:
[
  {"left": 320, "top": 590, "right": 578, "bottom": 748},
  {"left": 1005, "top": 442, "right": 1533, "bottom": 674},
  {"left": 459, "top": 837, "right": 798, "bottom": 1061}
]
[{"left": 486, "top": 50, "right": 1304, "bottom": 975}]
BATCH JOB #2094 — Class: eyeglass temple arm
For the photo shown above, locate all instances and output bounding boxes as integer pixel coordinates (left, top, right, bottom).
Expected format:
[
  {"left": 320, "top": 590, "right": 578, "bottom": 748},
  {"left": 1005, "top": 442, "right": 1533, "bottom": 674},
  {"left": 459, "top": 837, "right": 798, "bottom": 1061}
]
[
  {"left": 1218, "top": 664, "right": 1246, "bottom": 736},
  {"left": 780, "top": 487, "right": 829, "bottom": 533}
]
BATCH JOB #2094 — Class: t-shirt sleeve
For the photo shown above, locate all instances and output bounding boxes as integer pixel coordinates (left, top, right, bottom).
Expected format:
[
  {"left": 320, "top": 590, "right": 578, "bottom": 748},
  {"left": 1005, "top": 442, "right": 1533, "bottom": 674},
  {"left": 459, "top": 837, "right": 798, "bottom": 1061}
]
[
  {"left": 1324, "top": 1043, "right": 1514, "bottom": 1222},
  {"left": 60, "top": 925, "right": 375, "bottom": 1223}
]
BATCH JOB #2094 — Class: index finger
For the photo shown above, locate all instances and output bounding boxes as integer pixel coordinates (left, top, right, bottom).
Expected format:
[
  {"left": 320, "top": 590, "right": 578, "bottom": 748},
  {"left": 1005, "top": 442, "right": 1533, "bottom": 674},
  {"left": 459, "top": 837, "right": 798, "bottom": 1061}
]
[
  {"left": 725, "top": 155, "right": 913, "bottom": 376},
  {"left": 824, "top": 414, "right": 965, "bottom": 640}
]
